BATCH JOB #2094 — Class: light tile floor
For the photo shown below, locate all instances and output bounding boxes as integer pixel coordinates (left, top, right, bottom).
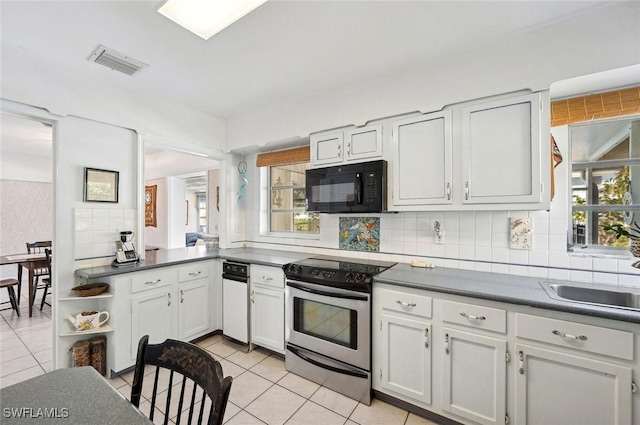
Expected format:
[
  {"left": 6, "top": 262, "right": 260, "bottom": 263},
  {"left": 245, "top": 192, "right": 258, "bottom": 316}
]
[{"left": 0, "top": 290, "right": 440, "bottom": 425}]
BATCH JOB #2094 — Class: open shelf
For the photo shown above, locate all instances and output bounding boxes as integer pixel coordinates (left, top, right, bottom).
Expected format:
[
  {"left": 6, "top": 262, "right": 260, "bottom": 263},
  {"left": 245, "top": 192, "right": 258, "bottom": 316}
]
[
  {"left": 60, "top": 325, "right": 113, "bottom": 337},
  {"left": 59, "top": 292, "right": 113, "bottom": 301}
]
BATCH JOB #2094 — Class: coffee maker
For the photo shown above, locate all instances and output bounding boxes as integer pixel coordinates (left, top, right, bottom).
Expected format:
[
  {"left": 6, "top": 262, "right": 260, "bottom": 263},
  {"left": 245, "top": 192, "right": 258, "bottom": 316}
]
[{"left": 113, "top": 231, "right": 139, "bottom": 266}]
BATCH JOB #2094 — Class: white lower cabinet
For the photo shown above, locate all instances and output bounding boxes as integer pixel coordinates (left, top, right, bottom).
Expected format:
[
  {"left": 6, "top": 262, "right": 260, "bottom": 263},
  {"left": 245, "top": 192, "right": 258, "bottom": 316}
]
[
  {"left": 178, "top": 278, "right": 210, "bottom": 340},
  {"left": 251, "top": 286, "right": 284, "bottom": 353},
  {"left": 103, "top": 260, "right": 217, "bottom": 374},
  {"left": 250, "top": 264, "right": 285, "bottom": 354},
  {"left": 442, "top": 328, "right": 506, "bottom": 425},
  {"left": 515, "top": 343, "right": 633, "bottom": 425},
  {"left": 372, "top": 283, "right": 639, "bottom": 425},
  {"left": 373, "top": 285, "right": 433, "bottom": 407},
  {"left": 131, "top": 288, "right": 175, "bottom": 358},
  {"left": 379, "top": 313, "right": 432, "bottom": 405}
]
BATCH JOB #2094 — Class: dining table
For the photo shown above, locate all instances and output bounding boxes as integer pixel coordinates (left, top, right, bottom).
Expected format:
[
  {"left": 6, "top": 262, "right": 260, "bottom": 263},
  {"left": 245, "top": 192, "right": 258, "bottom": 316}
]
[
  {"left": 0, "top": 366, "right": 153, "bottom": 424},
  {"left": 0, "top": 252, "right": 48, "bottom": 317}
]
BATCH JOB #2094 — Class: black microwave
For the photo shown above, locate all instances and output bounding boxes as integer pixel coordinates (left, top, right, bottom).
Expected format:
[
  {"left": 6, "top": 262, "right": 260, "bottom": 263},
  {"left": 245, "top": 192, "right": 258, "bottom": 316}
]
[{"left": 306, "top": 160, "right": 387, "bottom": 213}]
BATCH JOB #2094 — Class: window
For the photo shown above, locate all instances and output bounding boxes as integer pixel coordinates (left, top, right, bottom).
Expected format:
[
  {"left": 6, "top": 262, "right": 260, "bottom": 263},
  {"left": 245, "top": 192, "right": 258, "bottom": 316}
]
[
  {"left": 570, "top": 116, "right": 640, "bottom": 252},
  {"left": 196, "top": 192, "right": 207, "bottom": 233},
  {"left": 269, "top": 163, "right": 319, "bottom": 234}
]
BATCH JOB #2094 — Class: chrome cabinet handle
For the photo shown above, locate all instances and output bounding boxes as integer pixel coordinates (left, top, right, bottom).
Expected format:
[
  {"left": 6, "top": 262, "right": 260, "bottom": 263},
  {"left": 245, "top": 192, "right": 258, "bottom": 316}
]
[
  {"left": 460, "top": 312, "right": 486, "bottom": 321},
  {"left": 519, "top": 350, "right": 525, "bottom": 375},
  {"left": 396, "top": 300, "right": 416, "bottom": 307},
  {"left": 167, "top": 293, "right": 171, "bottom": 307},
  {"left": 251, "top": 290, "right": 255, "bottom": 304},
  {"left": 188, "top": 271, "right": 201, "bottom": 277},
  {"left": 552, "top": 330, "right": 587, "bottom": 341},
  {"left": 464, "top": 182, "right": 470, "bottom": 200},
  {"left": 180, "top": 289, "right": 184, "bottom": 303},
  {"left": 145, "top": 279, "right": 161, "bottom": 285},
  {"left": 424, "top": 328, "right": 429, "bottom": 349},
  {"left": 346, "top": 142, "right": 351, "bottom": 156},
  {"left": 337, "top": 144, "right": 342, "bottom": 159},
  {"left": 445, "top": 333, "right": 450, "bottom": 355},
  {"left": 262, "top": 276, "right": 273, "bottom": 281},
  {"left": 446, "top": 182, "right": 451, "bottom": 200}
]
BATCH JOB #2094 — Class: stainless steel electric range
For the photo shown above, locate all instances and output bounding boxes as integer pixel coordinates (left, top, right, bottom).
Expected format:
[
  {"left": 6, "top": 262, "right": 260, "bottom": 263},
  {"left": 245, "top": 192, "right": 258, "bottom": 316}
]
[{"left": 283, "top": 256, "right": 396, "bottom": 405}]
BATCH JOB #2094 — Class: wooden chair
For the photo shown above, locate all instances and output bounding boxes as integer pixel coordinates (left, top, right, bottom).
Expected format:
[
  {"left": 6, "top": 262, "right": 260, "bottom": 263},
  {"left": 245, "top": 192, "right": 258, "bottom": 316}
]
[
  {"left": 130, "top": 335, "right": 233, "bottom": 425},
  {"left": 25, "top": 241, "right": 51, "bottom": 306},
  {"left": 0, "top": 279, "right": 21, "bottom": 316},
  {"left": 38, "top": 248, "right": 52, "bottom": 310}
]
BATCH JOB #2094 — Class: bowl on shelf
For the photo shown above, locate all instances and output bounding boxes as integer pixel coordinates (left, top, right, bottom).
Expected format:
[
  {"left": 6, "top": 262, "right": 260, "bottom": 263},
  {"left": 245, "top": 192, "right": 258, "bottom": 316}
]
[{"left": 71, "top": 283, "right": 109, "bottom": 297}]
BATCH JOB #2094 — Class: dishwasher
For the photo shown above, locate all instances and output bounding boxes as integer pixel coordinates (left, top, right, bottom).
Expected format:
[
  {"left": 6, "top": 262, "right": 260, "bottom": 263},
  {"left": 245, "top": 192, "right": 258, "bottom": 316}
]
[{"left": 222, "top": 260, "right": 250, "bottom": 344}]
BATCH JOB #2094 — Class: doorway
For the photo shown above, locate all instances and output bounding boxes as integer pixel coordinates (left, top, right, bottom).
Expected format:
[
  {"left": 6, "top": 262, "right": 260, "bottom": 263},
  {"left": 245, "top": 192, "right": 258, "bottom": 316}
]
[{"left": 144, "top": 145, "right": 220, "bottom": 250}]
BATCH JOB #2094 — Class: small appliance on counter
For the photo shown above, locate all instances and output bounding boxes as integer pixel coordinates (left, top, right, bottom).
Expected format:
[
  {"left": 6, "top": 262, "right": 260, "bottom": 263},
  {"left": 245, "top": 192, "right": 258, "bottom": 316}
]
[{"left": 112, "top": 231, "right": 140, "bottom": 267}]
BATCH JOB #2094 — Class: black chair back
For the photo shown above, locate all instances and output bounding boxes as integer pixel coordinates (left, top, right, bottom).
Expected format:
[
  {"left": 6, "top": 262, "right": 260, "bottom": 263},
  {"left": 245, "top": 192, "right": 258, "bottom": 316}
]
[{"left": 131, "top": 335, "right": 233, "bottom": 425}]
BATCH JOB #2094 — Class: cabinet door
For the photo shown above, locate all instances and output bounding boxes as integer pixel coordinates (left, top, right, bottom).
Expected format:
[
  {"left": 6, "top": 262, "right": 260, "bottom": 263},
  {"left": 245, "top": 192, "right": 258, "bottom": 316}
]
[
  {"left": 442, "top": 328, "right": 506, "bottom": 425},
  {"left": 379, "top": 313, "right": 432, "bottom": 405},
  {"left": 310, "top": 131, "right": 344, "bottom": 166},
  {"left": 178, "top": 279, "right": 210, "bottom": 340},
  {"left": 131, "top": 289, "right": 174, "bottom": 360},
  {"left": 462, "top": 92, "right": 543, "bottom": 205},
  {"left": 251, "top": 285, "right": 284, "bottom": 353},
  {"left": 515, "top": 344, "right": 633, "bottom": 425},
  {"left": 345, "top": 124, "right": 383, "bottom": 161},
  {"left": 392, "top": 111, "right": 452, "bottom": 207}
]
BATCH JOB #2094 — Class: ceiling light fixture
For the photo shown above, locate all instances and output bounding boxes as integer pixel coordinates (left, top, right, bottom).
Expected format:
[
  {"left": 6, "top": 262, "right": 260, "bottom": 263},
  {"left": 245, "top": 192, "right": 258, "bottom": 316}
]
[{"left": 157, "top": 0, "right": 268, "bottom": 40}]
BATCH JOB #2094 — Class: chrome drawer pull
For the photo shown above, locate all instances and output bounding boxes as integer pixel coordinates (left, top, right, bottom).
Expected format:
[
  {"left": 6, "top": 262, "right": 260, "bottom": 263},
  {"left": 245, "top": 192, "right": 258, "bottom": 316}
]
[
  {"left": 145, "top": 279, "right": 161, "bottom": 285},
  {"left": 188, "top": 271, "right": 201, "bottom": 277},
  {"left": 552, "top": 330, "right": 587, "bottom": 341},
  {"left": 460, "top": 312, "right": 486, "bottom": 321},
  {"left": 396, "top": 300, "right": 416, "bottom": 307},
  {"left": 262, "top": 276, "right": 273, "bottom": 281}
]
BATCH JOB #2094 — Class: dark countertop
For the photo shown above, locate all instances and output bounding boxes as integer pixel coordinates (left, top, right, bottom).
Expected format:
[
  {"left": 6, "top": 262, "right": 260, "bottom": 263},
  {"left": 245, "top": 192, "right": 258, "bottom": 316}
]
[
  {"left": 0, "top": 367, "right": 152, "bottom": 424},
  {"left": 375, "top": 263, "right": 640, "bottom": 324},
  {"left": 74, "top": 246, "right": 640, "bottom": 324},
  {"left": 74, "top": 247, "right": 310, "bottom": 279}
]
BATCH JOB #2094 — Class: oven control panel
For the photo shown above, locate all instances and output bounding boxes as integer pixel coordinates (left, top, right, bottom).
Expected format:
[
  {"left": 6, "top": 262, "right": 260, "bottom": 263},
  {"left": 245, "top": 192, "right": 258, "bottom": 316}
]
[{"left": 283, "top": 263, "right": 372, "bottom": 287}]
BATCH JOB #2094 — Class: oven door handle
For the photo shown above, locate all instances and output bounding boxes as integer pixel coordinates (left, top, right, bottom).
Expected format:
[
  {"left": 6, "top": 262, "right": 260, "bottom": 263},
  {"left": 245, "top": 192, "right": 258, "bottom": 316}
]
[
  {"left": 288, "top": 346, "right": 368, "bottom": 379},
  {"left": 287, "top": 282, "right": 369, "bottom": 301}
]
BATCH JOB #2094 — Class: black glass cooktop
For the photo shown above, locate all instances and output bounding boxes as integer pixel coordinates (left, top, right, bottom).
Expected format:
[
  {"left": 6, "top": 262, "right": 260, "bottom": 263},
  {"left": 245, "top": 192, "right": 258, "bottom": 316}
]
[{"left": 283, "top": 256, "right": 396, "bottom": 291}]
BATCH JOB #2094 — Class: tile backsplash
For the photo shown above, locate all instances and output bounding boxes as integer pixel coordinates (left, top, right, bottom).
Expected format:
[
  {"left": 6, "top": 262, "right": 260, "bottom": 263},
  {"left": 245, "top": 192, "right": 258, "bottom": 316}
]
[{"left": 74, "top": 208, "right": 136, "bottom": 260}]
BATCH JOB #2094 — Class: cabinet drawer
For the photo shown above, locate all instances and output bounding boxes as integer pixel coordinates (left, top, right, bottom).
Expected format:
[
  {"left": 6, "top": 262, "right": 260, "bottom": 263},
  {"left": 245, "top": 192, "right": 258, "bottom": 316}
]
[
  {"left": 516, "top": 313, "right": 634, "bottom": 361},
  {"left": 131, "top": 269, "right": 176, "bottom": 294},
  {"left": 442, "top": 300, "right": 506, "bottom": 334},
  {"left": 178, "top": 263, "right": 209, "bottom": 282},
  {"left": 379, "top": 289, "right": 432, "bottom": 319},
  {"left": 251, "top": 264, "right": 284, "bottom": 289}
]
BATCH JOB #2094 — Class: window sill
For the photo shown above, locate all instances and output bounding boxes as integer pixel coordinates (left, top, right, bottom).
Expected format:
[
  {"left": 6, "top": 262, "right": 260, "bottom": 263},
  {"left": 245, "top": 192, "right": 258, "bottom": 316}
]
[{"left": 568, "top": 246, "right": 636, "bottom": 260}]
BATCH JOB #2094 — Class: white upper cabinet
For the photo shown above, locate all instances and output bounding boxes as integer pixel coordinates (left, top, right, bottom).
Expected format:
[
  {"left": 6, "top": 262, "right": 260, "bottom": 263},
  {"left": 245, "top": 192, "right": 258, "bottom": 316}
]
[
  {"left": 391, "top": 111, "right": 453, "bottom": 208},
  {"left": 462, "top": 92, "right": 546, "bottom": 206},
  {"left": 310, "top": 131, "right": 344, "bottom": 166},
  {"left": 388, "top": 90, "right": 550, "bottom": 211},
  {"left": 345, "top": 124, "right": 383, "bottom": 161},
  {"left": 310, "top": 124, "right": 383, "bottom": 167}
]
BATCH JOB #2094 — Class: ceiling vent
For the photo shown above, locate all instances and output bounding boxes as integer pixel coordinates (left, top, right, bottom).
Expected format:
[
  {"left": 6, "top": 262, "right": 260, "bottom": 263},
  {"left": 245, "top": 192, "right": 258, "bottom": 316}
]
[{"left": 88, "top": 45, "right": 148, "bottom": 76}]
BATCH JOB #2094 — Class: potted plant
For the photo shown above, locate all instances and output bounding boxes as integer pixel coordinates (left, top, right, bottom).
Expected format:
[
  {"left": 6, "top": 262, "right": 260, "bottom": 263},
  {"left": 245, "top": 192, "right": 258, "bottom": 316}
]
[{"left": 603, "top": 221, "right": 640, "bottom": 257}]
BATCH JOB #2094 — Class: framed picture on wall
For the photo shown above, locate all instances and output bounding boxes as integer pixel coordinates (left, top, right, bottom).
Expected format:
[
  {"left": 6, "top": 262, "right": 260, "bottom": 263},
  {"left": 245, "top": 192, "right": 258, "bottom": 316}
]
[
  {"left": 84, "top": 167, "right": 119, "bottom": 203},
  {"left": 145, "top": 185, "right": 157, "bottom": 227}
]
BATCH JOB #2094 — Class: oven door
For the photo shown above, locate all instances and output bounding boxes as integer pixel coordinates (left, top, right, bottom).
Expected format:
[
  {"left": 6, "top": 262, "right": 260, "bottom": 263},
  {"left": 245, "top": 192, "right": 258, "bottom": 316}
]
[{"left": 285, "top": 279, "right": 370, "bottom": 370}]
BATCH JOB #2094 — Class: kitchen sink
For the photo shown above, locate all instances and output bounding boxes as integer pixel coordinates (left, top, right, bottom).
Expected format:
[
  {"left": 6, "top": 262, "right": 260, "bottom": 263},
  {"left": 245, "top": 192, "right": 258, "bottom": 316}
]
[{"left": 540, "top": 281, "right": 640, "bottom": 312}]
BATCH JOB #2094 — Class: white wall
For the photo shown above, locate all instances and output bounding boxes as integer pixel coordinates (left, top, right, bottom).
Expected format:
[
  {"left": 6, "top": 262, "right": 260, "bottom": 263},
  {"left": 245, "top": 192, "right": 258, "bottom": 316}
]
[
  {"left": 0, "top": 152, "right": 52, "bottom": 182},
  {"left": 226, "top": 2, "right": 640, "bottom": 151}
]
